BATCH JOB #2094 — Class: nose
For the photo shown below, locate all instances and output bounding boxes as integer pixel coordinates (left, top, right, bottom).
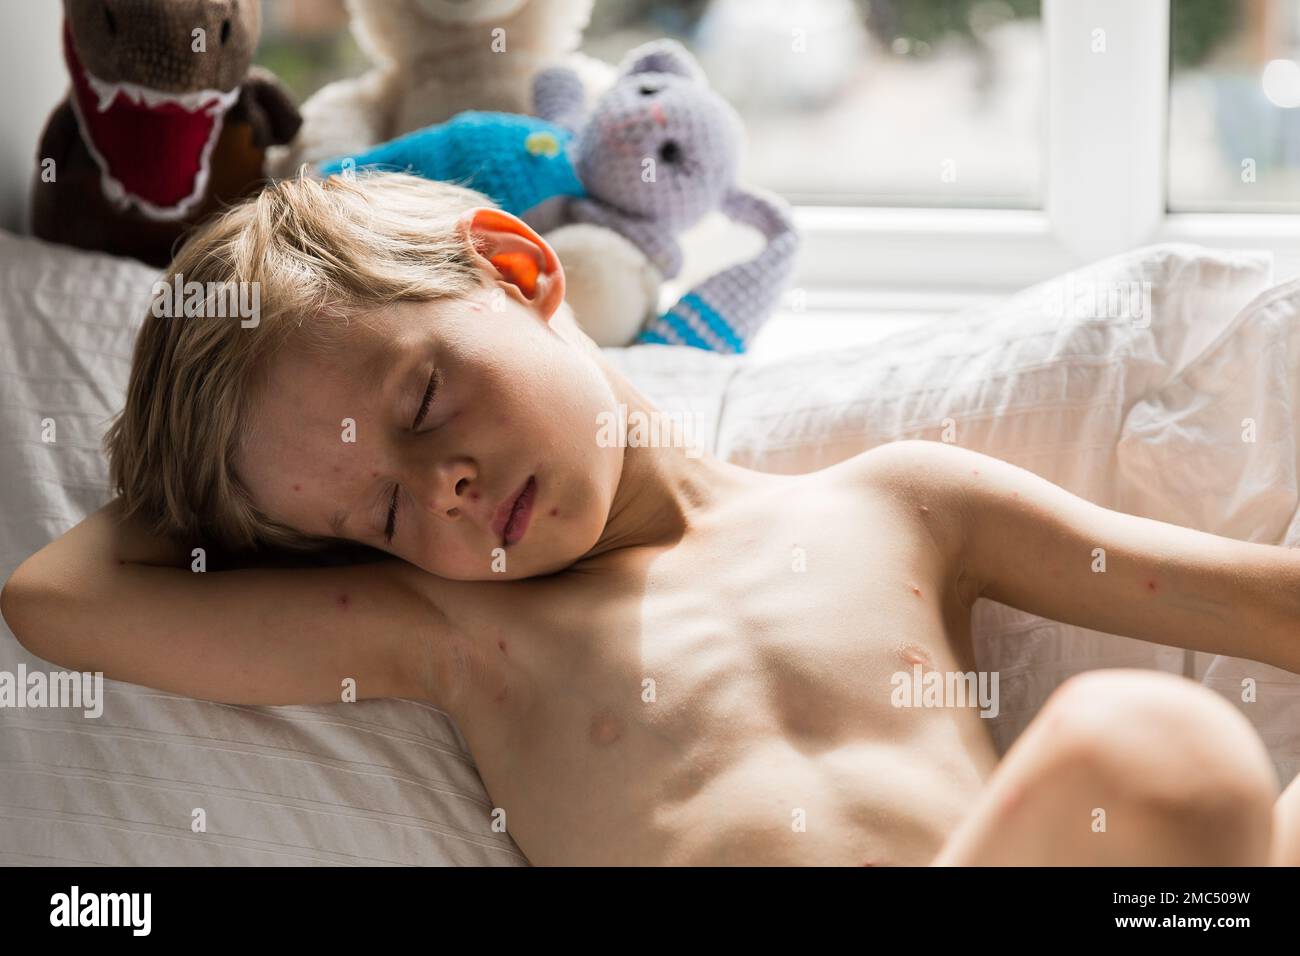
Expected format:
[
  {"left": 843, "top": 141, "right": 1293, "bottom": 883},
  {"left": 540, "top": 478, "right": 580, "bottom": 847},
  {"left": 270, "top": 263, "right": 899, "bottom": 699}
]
[{"left": 426, "top": 458, "right": 477, "bottom": 518}]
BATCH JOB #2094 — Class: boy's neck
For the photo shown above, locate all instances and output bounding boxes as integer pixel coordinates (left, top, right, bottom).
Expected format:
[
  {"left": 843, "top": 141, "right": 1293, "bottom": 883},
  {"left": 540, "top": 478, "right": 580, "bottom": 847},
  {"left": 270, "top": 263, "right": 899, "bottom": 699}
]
[{"left": 583, "top": 373, "right": 746, "bottom": 561}]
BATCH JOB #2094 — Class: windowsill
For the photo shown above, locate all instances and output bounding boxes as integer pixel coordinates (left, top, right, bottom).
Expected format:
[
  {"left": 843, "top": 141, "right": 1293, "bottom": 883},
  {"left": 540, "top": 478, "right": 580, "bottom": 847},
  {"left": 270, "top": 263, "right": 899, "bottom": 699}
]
[{"left": 746, "top": 287, "right": 1001, "bottom": 361}]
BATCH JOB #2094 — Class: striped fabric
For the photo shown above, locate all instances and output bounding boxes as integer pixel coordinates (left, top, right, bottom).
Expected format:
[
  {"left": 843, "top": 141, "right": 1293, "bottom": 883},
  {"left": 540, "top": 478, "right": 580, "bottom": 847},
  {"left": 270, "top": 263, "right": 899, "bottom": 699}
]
[{"left": 638, "top": 185, "right": 799, "bottom": 353}]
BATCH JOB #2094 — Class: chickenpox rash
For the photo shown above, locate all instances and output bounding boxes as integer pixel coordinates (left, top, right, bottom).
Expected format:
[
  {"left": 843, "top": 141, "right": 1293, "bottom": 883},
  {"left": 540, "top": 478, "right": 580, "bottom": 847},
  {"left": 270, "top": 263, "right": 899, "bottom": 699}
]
[
  {"left": 918, "top": 505, "right": 930, "bottom": 516},
  {"left": 589, "top": 709, "right": 623, "bottom": 746},
  {"left": 971, "top": 468, "right": 980, "bottom": 476},
  {"left": 549, "top": 508, "right": 559, "bottom": 517},
  {"left": 336, "top": 593, "right": 351, "bottom": 610},
  {"left": 1000, "top": 782, "right": 1025, "bottom": 814},
  {"left": 498, "top": 639, "right": 507, "bottom": 655},
  {"left": 292, "top": 483, "right": 301, "bottom": 492},
  {"left": 469, "top": 491, "right": 480, "bottom": 501},
  {"left": 1147, "top": 579, "right": 1159, "bottom": 593},
  {"left": 910, "top": 584, "right": 923, "bottom": 597}
]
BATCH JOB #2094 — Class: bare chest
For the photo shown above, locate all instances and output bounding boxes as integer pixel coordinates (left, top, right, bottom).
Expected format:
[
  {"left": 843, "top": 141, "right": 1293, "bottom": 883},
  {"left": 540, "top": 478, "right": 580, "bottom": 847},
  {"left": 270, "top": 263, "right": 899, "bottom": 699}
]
[{"left": 451, "top": 488, "right": 995, "bottom": 864}]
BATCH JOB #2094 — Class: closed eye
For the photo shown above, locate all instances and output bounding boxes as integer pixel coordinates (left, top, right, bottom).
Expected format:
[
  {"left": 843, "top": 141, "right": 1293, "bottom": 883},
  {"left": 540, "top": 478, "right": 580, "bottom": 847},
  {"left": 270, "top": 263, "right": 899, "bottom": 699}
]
[
  {"left": 413, "top": 368, "right": 440, "bottom": 429},
  {"left": 384, "top": 485, "right": 399, "bottom": 544},
  {"left": 388, "top": 368, "right": 440, "bottom": 542}
]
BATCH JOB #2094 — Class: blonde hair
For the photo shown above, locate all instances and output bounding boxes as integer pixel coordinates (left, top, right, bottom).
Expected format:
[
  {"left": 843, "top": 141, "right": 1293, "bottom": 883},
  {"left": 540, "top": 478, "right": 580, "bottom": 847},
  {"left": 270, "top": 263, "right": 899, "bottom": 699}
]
[{"left": 104, "top": 171, "right": 491, "bottom": 555}]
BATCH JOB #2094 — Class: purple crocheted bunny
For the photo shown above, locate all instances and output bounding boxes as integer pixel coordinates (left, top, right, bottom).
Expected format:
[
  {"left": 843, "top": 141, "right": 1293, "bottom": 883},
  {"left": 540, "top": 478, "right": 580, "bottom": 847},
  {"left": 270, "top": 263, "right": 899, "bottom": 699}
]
[{"left": 533, "top": 39, "right": 800, "bottom": 353}]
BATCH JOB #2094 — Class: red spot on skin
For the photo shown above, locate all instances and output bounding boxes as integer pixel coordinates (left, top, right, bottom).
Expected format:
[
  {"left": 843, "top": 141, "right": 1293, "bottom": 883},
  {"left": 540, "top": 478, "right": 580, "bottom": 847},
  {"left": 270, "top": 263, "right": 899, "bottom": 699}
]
[
  {"left": 292, "top": 483, "right": 301, "bottom": 492},
  {"left": 590, "top": 711, "right": 623, "bottom": 746},
  {"left": 1000, "top": 782, "right": 1025, "bottom": 814},
  {"left": 497, "top": 639, "right": 507, "bottom": 654},
  {"left": 337, "top": 593, "right": 350, "bottom": 610},
  {"left": 116, "top": 558, "right": 126, "bottom": 565},
  {"left": 469, "top": 491, "right": 480, "bottom": 501},
  {"left": 370, "top": 471, "right": 379, "bottom": 478},
  {"left": 332, "top": 465, "right": 341, "bottom": 474},
  {"left": 911, "top": 585, "right": 922, "bottom": 597},
  {"left": 972, "top": 468, "right": 980, "bottom": 476},
  {"left": 494, "top": 684, "right": 508, "bottom": 703},
  {"left": 859, "top": 860, "right": 878, "bottom": 867},
  {"left": 919, "top": 505, "right": 930, "bottom": 515},
  {"left": 549, "top": 508, "right": 559, "bottom": 517},
  {"left": 1012, "top": 491, "right": 1020, "bottom": 498},
  {"left": 1147, "top": 579, "right": 1158, "bottom": 593}
]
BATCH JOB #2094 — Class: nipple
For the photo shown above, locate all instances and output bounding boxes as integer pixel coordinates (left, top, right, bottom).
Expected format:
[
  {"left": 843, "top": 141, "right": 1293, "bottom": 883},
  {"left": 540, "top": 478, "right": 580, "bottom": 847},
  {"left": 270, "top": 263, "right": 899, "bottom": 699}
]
[{"left": 898, "top": 643, "right": 932, "bottom": 671}]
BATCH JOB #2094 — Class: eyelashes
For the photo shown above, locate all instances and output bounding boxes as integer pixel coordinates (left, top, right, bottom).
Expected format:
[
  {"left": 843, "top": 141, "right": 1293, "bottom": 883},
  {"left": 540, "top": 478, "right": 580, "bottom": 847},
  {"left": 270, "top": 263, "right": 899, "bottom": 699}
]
[
  {"left": 387, "top": 368, "right": 442, "bottom": 544},
  {"left": 413, "top": 368, "right": 440, "bottom": 429},
  {"left": 384, "top": 485, "right": 399, "bottom": 544}
]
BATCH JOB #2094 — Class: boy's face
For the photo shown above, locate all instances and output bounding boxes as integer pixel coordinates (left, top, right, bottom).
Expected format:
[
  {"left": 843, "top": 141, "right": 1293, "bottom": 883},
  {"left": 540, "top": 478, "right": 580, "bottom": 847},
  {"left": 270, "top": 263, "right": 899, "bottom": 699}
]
[{"left": 236, "top": 287, "right": 624, "bottom": 580}]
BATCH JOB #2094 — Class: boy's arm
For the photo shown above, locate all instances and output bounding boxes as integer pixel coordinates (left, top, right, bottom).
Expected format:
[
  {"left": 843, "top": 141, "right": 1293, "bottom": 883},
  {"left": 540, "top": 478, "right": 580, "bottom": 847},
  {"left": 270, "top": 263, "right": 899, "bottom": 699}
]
[
  {"left": 868, "top": 440, "right": 1300, "bottom": 676},
  {"left": 0, "top": 499, "right": 447, "bottom": 707}
]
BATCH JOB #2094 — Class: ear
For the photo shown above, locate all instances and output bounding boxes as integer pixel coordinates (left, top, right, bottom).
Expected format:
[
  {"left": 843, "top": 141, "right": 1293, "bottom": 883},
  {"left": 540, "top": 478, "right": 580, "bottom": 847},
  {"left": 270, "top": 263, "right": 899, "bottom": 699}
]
[
  {"left": 457, "top": 207, "right": 566, "bottom": 320},
  {"left": 619, "top": 38, "right": 704, "bottom": 83}
]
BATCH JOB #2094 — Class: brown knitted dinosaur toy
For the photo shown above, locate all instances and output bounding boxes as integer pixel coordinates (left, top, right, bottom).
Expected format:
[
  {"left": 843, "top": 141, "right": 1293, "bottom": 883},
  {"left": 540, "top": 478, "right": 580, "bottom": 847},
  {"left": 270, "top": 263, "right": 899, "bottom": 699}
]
[{"left": 31, "top": 0, "right": 301, "bottom": 267}]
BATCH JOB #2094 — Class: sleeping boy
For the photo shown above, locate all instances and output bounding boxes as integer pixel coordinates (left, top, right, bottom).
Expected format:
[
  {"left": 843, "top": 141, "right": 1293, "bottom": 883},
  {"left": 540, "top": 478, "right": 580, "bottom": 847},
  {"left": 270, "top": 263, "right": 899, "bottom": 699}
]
[{"left": 4, "top": 172, "right": 1300, "bottom": 866}]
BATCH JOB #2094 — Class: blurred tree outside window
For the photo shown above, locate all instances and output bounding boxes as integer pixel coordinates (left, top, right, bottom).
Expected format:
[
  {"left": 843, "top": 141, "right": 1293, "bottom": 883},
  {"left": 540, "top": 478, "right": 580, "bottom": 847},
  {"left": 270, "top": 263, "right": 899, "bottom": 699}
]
[
  {"left": 588, "top": 0, "right": 1044, "bottom": 208},
  {"left": 255, "top": 0, "right": 364, "bottom": 105},
  {"left": 1169, "top": 0, "right": 1300, "bottom": 212}
]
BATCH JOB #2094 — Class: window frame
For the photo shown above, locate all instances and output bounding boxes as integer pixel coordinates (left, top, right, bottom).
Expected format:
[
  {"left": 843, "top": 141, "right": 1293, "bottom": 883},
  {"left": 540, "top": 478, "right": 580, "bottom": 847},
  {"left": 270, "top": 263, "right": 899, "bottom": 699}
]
[{"left": 788, "top": 0, "right": 1300, "bottom": 304}]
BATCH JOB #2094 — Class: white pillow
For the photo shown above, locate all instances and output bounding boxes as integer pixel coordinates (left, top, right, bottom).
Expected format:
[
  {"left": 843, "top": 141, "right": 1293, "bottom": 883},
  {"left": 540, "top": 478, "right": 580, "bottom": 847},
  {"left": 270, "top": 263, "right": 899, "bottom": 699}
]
[
  {"left": 716, "top": 244, "right": 1273, "bottom": 501},
  {"left": 713, "top": 243, "right": 1278, "bottom": 756}
]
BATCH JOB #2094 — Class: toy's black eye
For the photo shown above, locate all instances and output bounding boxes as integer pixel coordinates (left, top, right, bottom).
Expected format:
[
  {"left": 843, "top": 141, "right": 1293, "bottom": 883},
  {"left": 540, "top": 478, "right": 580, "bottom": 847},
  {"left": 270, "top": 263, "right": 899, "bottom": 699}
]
[
  {"left": 659, "top": 140, "right": 682, "bottom": 164},
  {"left": 220, "top": 19, "right": 232, "bottom": 44},
  {"left": 639, "top": 83, "right": 660, "bottom": 96}
]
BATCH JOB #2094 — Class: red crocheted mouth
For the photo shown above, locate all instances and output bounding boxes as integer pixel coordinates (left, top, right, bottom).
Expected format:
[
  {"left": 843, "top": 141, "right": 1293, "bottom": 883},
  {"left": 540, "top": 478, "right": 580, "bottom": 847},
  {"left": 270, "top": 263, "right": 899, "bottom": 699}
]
[{"left": 62, "top": 22, "right": 240, "bottom": 220}]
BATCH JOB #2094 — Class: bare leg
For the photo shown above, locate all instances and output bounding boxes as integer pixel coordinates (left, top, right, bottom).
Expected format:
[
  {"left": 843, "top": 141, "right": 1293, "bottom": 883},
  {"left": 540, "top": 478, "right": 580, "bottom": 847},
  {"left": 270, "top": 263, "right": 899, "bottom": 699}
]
[
  {"left": 1272, "top": 772, "right": 1300, "bottom": 865},
  {"left": 933, "top": 670, "right": 1277, "bottom": 866}
]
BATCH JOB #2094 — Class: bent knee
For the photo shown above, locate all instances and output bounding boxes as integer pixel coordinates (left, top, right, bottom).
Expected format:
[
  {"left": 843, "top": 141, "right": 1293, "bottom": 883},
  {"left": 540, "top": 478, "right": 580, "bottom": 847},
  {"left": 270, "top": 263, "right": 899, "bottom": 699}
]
[{"left": 1034, "top": 670, "right": 1277, "bottom": 819}]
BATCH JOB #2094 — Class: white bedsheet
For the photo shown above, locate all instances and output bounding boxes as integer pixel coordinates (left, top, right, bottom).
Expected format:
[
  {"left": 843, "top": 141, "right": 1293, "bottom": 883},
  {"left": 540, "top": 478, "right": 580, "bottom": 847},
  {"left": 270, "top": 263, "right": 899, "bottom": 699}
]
[{"left": 0, "top": 231, "right": 1293, "bottom": 866}]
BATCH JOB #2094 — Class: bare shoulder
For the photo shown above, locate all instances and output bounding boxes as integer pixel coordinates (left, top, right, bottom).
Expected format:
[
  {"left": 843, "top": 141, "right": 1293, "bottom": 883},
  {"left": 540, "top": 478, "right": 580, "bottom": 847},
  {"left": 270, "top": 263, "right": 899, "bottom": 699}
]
[
  {"left": 840, "top": 440, "right": 983, "bottom": 523},
  {"left": 832, "top": 441, "right": 1004, "bottom": 595},
  {"left": 848, "top": 439, "right": 985, "bottom": 485}
]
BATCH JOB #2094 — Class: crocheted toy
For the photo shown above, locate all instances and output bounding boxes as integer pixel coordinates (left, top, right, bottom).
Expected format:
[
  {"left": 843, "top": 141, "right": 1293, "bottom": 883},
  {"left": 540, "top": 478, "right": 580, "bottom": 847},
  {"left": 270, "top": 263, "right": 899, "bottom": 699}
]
[
  {"left": 321, "top": 39, "right": 799, "bottom": 353},
  {"left": 31, "top": 0, "right": 301, "bottom": 268},
  {"left": 320, "top": 112, "right": 585, "bottom": 220}
]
